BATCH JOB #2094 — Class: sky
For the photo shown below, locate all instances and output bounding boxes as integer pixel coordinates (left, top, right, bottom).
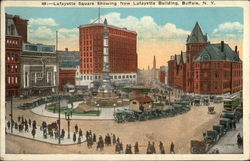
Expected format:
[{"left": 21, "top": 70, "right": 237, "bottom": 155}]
[{"left": 5, "top": 7, "right": 243, "bottom": 69}]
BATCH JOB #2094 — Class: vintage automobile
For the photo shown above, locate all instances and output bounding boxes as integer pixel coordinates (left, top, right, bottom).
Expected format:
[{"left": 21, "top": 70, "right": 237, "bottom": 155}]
[
  {"left": 205, "top": 130, "right": 220, "bottom": 143},
  {"left": 219, "top": 118, "right": 232, "bottom": 131},
  {"left": 213, "top": 124, "right": 226, "bottom": 138}
]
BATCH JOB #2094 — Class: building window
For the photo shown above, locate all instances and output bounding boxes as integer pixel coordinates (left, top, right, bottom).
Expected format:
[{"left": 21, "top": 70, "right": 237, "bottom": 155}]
[
  {"left": 118, "top": 76, "right": 121, "bottom": 79},
  {"left": 133, "top": 75, "right": 136, "bottom": 78},
  {"left": 114, "top": 76, "right": 117, "bottom": 79}
]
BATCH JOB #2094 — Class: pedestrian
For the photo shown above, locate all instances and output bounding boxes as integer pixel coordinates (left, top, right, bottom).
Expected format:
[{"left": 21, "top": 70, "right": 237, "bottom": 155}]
[
  {"left": 78, "top": 136, "right": 81, "bottom": 144},
  {"left": 113, "top": 134, "right": 116, "bottom": 145},
  {"left": 151, "top": 142, "right": 156, "bottom": 154},
  {"left": 28, "top": 119, "right": 31, "bottom": 127},
  {"left": 115, "top": 142, "right": 120, "bottom": 153},
  {"left": 146, "top": 141, "right": 152, "bottom": 154},
  {"left": 18, "top": 116, "right": 21, "bottom": 122},
  {"left": 134, "top": 142, "right": 139, "bottom": 154},
  {"left": 61, "top": 129, "right": 65, "bottom": 139},
  {"left": 75, "top": 124, "right": 78, "bottom": 133},
  {"left": 93, "top": 133, "right": 96, "bottom": 143},
  {"left": 170, "top": 142, "right": 175, "bottom": 154},
  {"left": 25, "top": 124, "right": 28, "bottom": 132},
  {"left": 7, "top": 121, "right": 10, "bottom": 130},
  {"left": 73, "top": 132, "right": 76, "bottom": 142},
  {"left": 117, "top": 137, "right": 120, "bottom": 143},
  {"left": 79, "top": 128, "right": 83, "bottom": 138},
  {"left": 120, "top": 142, "right": 123, "bottom": 152},
  {"left": 232, "top": 120, "right": 236, "bottom": 130},
  {"left": 125, "top": 144, "right": 129, "bottom": 154},
  {"left": 31, "top": 128, "right": 36, "bottom": 139},
  {"left": 159, "top": 141, "right": 165, "bottom": 154},
  {"left": 14, "top": 122, "right": 18, "bottom": 130},
  {"left": 86, "top": 130, "right": 89, "bottom": 138}
]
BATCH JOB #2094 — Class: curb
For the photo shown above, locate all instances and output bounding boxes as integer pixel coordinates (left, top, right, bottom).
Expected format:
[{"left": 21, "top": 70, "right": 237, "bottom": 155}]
[{"left": 6, "top": 132, "right": 86, "bottom": 146}]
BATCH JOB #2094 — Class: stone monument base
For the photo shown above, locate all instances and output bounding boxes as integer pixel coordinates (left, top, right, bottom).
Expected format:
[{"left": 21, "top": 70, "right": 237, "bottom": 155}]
[{"left": 87, "top": 91, "right": 125, "bottom": 107}]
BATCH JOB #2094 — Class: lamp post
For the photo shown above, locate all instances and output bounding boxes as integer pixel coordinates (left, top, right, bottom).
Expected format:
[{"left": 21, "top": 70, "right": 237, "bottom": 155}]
[
  {"left": 113, "top": 103, "right": 117, "bottom": 114},
  {"left": 58, "top": 95, "right": 61, "bottom": 144},
  {"left": 10, "top": 95, "right": 13, "bottom": 133},
  {"left": 65, "top": 110, "right": 72, "bottom": 139}
]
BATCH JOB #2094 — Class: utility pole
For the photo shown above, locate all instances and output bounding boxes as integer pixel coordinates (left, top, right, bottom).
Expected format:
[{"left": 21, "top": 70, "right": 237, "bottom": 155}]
[
  {"left": 58, "top": 96, "right": 61, "bottom": 144},
  {"left": 55, "top": 30, "right": 61, "bottom": 144},
  {"left": 10, "top": 95, "right": 13, "bottom": 133}
]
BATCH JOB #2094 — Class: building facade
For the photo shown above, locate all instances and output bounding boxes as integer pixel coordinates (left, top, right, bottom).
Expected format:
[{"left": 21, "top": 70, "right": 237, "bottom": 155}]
[
  {"left": 21, "top": 43, "right": 57, "bottom": 96},
  {"left": 58, "top": 48, "right": 79, "bottom": 91},
  {"left": 77, "top": 21, "right": 138, "bottom": 88},
  {"left": 168, "top": 22, "right": 242, "bottom": 94},
  {"left": 5, "top": 14, "right": 27, "bottom": 97}
]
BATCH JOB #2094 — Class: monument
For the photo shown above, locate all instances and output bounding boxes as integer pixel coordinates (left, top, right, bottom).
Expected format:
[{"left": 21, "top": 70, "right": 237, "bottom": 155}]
[{"left": 90, "top": 19, "right": 120, "bottom": 107}]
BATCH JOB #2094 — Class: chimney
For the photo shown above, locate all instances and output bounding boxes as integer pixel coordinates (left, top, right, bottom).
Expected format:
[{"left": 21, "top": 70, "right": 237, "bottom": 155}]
[
  {"left": 235, "top": 45, "right": 238, "bottom": 53},
  {"left": 65, "top": 48, "right": 68, "bottom": 52},
  {"left": 221, "top": 41, "right": 224, "bottom": 52}
]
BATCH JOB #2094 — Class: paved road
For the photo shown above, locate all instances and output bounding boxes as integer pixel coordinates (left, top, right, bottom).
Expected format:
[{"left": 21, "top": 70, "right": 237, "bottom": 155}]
[
  {"left": 6, "top": 125, "right": 86, "bottom": 145},
  {"left": 31, "top": 102, "right": 129, "bottom": 120},
  {"left": 207, "top": 119, "right": 243, "bottom": 154}
]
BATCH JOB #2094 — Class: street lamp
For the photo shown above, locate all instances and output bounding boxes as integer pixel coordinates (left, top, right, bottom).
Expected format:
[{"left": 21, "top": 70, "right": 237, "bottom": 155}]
[
  {"left": 9, "top": 95, "right": 13, "bottom": 133},
  {"left": 113, "top": 103, "right": 117, "bottom": 114},
  {"left": 65, "top": 110, "right": 72, "bottom": 139}
]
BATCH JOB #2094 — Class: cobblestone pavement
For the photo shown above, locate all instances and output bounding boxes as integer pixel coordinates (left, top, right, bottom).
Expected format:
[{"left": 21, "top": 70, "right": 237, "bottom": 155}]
[
  {"left": 6, "top": 125, "right": 86, "bottom": 145},
  {"left": 207, "top": 119, "right": 243, "bottom": 154},
  {"left": 31, "top": 101, "right": 129, "bottom": 120}
]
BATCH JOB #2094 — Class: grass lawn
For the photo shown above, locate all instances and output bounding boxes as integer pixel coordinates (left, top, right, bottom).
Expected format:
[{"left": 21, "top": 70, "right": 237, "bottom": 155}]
[{"left": 47, "top": 104, "right": 101, "bottom": 116}]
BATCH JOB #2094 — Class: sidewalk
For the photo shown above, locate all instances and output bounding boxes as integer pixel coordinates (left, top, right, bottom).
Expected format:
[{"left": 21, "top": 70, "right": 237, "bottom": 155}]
[
  {"left": 31, "top": 101, "right": 129, "bottom": 120},
  {"left": 6, "top": 125, "right": 86, "bottom": 145},
  {"left": 207, "top": 119, "right": 243, "bottom": 154}
]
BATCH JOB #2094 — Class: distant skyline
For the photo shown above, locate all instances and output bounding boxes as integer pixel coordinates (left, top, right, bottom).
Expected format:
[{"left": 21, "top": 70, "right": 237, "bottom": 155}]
[{"left": 5, "top": 7, "right": 243, "bottom": 69}]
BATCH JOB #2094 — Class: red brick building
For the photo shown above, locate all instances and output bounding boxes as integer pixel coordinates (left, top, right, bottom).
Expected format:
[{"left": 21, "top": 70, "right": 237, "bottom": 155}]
[
  {"left": 77, "top": 21, "right": 138, "bottom": 88},
  {"left": 5, "top": 14, "right": 28, "bottom": 97},
  {"left": 168, "top": 22, "right": 242, "bottom": 94},
  {"left": 159, "top": 66, "right": 166, "bottom": 84},
  {"left": 59, "top": 68, "right": 76, "bottom": 91}
]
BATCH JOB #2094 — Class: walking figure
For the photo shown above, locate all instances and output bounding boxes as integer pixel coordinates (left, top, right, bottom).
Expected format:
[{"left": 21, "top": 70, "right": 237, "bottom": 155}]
[
  {"left": 75, "top": 124, "right": 78, "bottom": 133},
  {"left": 31, "top": 128, "right": 36, "bottom": 139},
  {"left": 93, "top": 133, "right": 96, "bottom": 142},
  {"left": 73, "top": 132, "right": 76, "bottom": 142},
  {"left": 170, "top": 142, "right": 175, "bottom": 154},
  {"left": 79, "top": 128, "right": 83, "bottom": 138},
  {"left": 159, "top": 141, "right": 165, "bottom": 154},
  {"left": 134, "top": 142, "right": 139, "bottom": 154},
  {"left": 7, "top": 121, "right": 10, "bottom": 130},
  {"left": 113, "top": 134, "right": 116, "bottom": 145},
  {"left": 146, "top": 141, "right": 152, "bottom": 154}
]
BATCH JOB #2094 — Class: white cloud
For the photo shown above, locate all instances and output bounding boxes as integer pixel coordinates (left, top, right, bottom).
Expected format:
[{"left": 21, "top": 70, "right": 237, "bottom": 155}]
[
  {"left": 29, "top": 26, "right": 55, "bottom": 42},
  {"left": 211, "top": 22, "right": 243, "bottom": 40},
  {"left": 91, "top": 12, "right": 190, "bottom": 40},
  {"left": 29, "top": 18, "right": 58, "bottom": 27},
  {"left": 212, "top": 22, "right": 243, "bottom": 34}
]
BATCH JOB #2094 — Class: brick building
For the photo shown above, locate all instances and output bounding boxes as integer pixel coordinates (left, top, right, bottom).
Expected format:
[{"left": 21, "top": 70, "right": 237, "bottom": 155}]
[
  {"left": 168, "top": 22, "right": 242, "bottom": 94},
  {"left": 77, "top": 20, "right": 137, "bottom": 88},
  {"left": 5, "top": 14, "right": 27, "bottom": 97},
  {"left": 159, "top": 66, "right": 166, "bottom": 84},
  {"left": 58, "top": 48, "right": 79, "bottom": 91}
]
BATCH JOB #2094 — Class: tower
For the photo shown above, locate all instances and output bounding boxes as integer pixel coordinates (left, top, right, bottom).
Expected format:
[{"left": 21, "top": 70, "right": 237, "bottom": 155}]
[
  {"left": 98, "top": 18, "right": 113, "bottom": 93},
  {"left": 153, "top": 55, "right": 156, "bottom": 80}
]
